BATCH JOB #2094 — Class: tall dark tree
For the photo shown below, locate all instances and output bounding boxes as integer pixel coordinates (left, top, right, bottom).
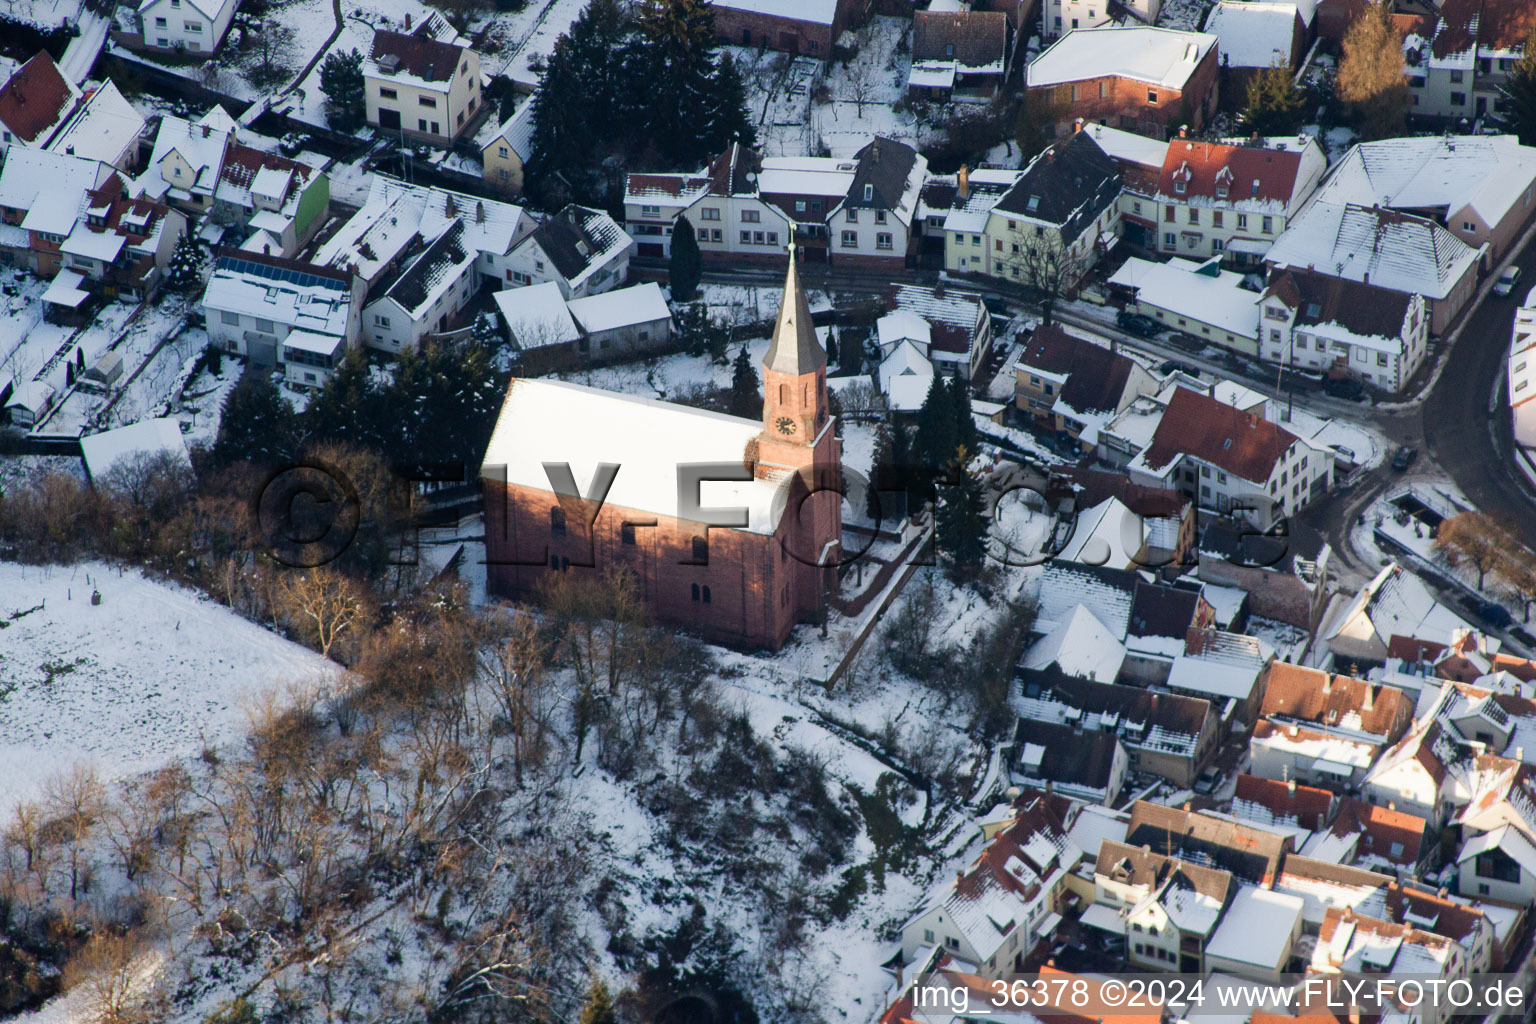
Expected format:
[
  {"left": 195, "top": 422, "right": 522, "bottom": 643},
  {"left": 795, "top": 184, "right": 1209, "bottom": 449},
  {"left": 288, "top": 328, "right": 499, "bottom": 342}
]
[
  {"left": 577, "top": 978, "right": 617, "bottom": 1024},
  {"left": 319, "top": 48, "right": 366, "bottom": 132},
  {"left": 729, "top": 343, "right": 760, "bottom": 418},
  {"left": 166, "top": 234, "right": 203, "bottom": 292},
  {"left": 304, "top": 347, "right": 386, "bottom": 451},
  {"left": 211, "top": 371, "right": 297, "bottom": 468},
  {"left": 1243, "top": 62, "right": 1306, "bottom": 135},
  {"left": 948, "top": 373, "right": 976, "bottom": 462},
  {"left": 913, "top": 374, "right": 958, "bottom": 476},
  {"left": 669, "top": 214, "right": 702, "bottom": 301},
  {"left": 1501, "top": 24, "right": 1536, "bottom": 145},
  {"left": 526, "top": 0, "right": 627, "bottom": 202},
  {"left": 866, "top": 420, "right": 893, "bottom": 520},
  {"left": 699, "top": 51, "right": 759, "bottom": 153},
  {"left": 937, "top": 466, "right": 987, "bottom": 581},
  {"left": 825, "top": 326, "right": 840, "bottom": 367}
]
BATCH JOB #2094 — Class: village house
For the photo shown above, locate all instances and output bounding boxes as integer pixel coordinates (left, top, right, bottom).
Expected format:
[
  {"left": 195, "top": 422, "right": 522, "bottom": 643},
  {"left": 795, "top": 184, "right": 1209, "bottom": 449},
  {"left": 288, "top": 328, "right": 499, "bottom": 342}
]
[
  {"left": 0, "top": 150, "right": 117, "bottom": 276},
  {"left": 1318, "top": 797, "right": 1431, "bottom": 875},
  {"left": 1311, "top": 135, "right": 1536, "bottom": 263},
  {"left": 56, "top": 176, "right": 186, "bottom": 304},
  {"left": 480, "top": 251, "right": 841, "bottom": 650},
  {"left": 506, "top": 204, "right": 633, "bottom": 299},
  {"left": 874, "top": 309, "right": 937, "bottom": 412},
  {"left": 201, "top": 250, "right": 365, "bottom": 386},
  {"left": 1510, "top": 298, "right": 1536, "bottom": 453},
  {"left": 1012, "top": 719, "right": 1129, "bottom": 804},
  {"left": 889, "top": 282, "right": 993, "bottom": 380},
  {"left": 1260, "top": 268, "right": 1429, "bottom": 393},
  {"left": 1250, "top": 664, "right": 1414, "bottom": 783},
  {"left": 1043, "top": 0, "right": 1160, "bottom": 38},
  {"left": 1402, "top": 0, "right": 1536, "bottom": 125},
  {"left": 625, "top": 144, "right": 792, "bottom": 264},
  {"left": 705, "top": 0, "right": 864, "bottom": 56},
  {"left": 1165, "top": 628, "right": 1274, "bottom": 721},
  {"left": 1311, "top": 906, "right": 1474, "bottom": 1023},
  {"left": 1144, "top": 133, "right": 1326, "bottom": 265},
  {"left": 46, "top": 82, "right": 147, "bottom": 172},
  {"left": 364, "top": 18, "right": 484, "bottom": 145},
  {"left": 1320, "top": 563, "right": 1473, "bottom": 667},
  {"left": 970, "top": 130, "right": 1121, "bottom": 291},
  {"left": 1232, "top": 774, "right": 1336, "bottom": 834},
  {"left": 1047, "top": 467, "right": 1198, "bottom": 569},
  {"left": 1025, "top": 26, "right": 1220, "bottom": 140},
  {"left": 1014, "top": 325, "right": 1158, "bottom": 454},
  {"left": 1202, "top": 0, "right": 1309, "bottom": 101},
  {"left": 0, "top": 51, "right": 81, "bottom": 156},
  {"left": 1091, "top": 841, "right": 1232, "bottom": 973},
  {"left": 1264, "top": 202, "right": 1481, "bottom": 336},
  {"left": 898, "top": 795, "right": 1076, "bottom": 980},
  {"left": 907, "top": 10, "right": 1013, "bottom": 102},
  {"left": 932, "top": 166, "right": 1023, "bottom": 273},
  {"left": 479, "top": 101, "right": 534, "bottom": 195},
  {"left": 494, "top": 281, "right": 673, "bottom": 371},
  {"left": 1016, "top": 664, "right": 1220, "bottom": 785},
  {"left": 1126, "top": 800, "right": 1294, "bottom": 883},
  {"left": 113, "top": 0, "right": 240, "bottom": 55},
  {"left": 1109, "top": 256, "right": 1261, "bottom": 358},
  {"left": 1127, "top": 385, "right": 1333, "bottom": 529},
  {"left": 135, "top": 109, "right": 331, "bottom": 256},
  {"left": 824, "top": 137, "right": 927, "bottom": 270}
]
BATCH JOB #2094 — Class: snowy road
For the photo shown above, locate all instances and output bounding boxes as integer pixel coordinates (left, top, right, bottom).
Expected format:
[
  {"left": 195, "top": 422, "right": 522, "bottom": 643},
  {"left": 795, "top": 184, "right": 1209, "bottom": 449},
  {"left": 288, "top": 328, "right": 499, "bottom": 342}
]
[{"left": 58, "top": 9, "right": 109, "bottom": 84}]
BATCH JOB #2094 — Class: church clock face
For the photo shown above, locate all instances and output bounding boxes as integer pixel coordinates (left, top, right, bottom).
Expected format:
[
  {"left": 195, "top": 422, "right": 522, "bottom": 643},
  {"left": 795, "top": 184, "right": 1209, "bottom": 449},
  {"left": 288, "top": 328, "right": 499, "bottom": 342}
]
[{"left": 776, "top": 415, "right": 797, "bottom": 436}]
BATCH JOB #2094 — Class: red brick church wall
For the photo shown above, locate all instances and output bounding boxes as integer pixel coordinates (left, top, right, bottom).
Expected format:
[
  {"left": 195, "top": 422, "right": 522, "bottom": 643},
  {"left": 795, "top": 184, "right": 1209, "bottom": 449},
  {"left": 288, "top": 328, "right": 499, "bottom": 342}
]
[{"left": 483, "top": 477, "right": 831, "bottom": 650}]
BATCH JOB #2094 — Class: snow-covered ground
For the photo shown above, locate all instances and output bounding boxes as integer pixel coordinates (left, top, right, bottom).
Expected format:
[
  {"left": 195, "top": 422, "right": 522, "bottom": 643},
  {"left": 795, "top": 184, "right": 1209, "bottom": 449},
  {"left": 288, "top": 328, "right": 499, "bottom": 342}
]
[
  {"left": 0, "top": 562, "right": 336, "bottom": 812},
  {"left": 480, "top": 0, "right": 593, "bottom": 91},
  {"left": 286, "top": 0, "right": 442, "bottom": 129}
]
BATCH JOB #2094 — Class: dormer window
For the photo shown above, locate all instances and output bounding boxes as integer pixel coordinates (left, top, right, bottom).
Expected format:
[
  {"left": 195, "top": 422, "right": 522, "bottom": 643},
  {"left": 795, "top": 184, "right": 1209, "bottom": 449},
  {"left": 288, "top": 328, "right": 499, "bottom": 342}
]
[
  {"left": 945, "top": 43, "right": 954, "bottom": 56},
  {"left": 1174, "top": 180, "right": 1186, "bottom": 194},
  {"left": 863, "top": 184, "right": 873, "bottom": 202},
  {"left": 1215, "top": 183, "right": 1228, "bottom": 198}
]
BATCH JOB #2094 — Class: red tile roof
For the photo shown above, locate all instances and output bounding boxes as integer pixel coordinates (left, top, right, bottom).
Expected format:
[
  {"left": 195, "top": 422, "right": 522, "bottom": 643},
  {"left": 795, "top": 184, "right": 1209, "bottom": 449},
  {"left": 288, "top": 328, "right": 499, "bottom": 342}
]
[
  {"left": 1158, "top": 138, "right": 1306, "bottom": 206},
  {"left": 1260, "top": 663, "right": 1414, "bottom": 740},
  {"left": 1141, "top": 386, "right": 1299, "bottom": 482},
  {"left": 1233, "top": 773, "right": 1335, "bottom": 830},
  {"left": 370, "top": 28, "right": 464, "bottom": 83},
  {"left": 1331, "top": 796, "right": 1427, "bottom": 867},
  {"left": 0, "top": 51, "right": 76, "bottom": 146}
]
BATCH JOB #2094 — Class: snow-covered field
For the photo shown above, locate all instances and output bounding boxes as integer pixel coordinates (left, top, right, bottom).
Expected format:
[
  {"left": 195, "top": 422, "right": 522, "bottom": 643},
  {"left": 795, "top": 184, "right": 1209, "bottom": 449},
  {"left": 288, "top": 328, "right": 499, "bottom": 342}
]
[{"left": 0, "top": 562, "right": 335, "bottom": 812}]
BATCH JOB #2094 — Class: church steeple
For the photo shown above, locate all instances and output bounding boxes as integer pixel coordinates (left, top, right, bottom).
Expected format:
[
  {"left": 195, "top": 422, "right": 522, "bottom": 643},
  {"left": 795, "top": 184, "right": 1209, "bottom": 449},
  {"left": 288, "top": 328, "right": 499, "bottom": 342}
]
[
  {"left": 764, "top": 240, "right": 825, "bottom": 376},
  {"left": 758, "top": 242, "right": 830, "bottom": 473}
]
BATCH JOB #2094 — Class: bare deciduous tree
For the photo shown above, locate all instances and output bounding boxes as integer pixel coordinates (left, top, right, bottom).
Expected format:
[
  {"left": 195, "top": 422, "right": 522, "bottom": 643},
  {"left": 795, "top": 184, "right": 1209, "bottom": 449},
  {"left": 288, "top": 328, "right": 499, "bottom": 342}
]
[
  {"left": 274, "top": 567, "right": 373, "bottom": 659},
  {"left": 44, "top": 764, "right": 106, "bottom": 901},
  {"left": 1438, "top": 512, "right": 1506, "bottom": 591}
]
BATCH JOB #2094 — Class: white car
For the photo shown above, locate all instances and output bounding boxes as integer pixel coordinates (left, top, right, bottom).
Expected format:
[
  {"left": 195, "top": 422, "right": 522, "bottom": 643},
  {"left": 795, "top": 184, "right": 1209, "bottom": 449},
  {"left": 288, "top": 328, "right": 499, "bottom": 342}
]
[{"left": 1493, "top": 265, "right": 1522, "bottom": 297}]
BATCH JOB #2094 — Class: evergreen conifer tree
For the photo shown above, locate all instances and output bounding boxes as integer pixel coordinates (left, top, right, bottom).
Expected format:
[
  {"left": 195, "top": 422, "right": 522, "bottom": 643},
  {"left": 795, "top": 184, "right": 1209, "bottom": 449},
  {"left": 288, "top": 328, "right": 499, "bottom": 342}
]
[
  {"left": 1337, "top": 2, "right": 1409, "bottom": 139},
  {"left": 729, "top": 343, "right": 760, "bottom": 418},
  {"left": 211, "top": 372, "right": 297, "bottom": 468},
  {"left": 319, "top": 48, "right": 366, "bottom": 132},
  {"left": 866, "top": 420, "right": 893, "bottom": 520},
  {"left": 1242, "top": 62, "right": 1306, "bottom": 135},
  {"left": 670, "top": 214, "right": 702, "bottom": 301},
  {"left": 167, "top": 234, "right": 203, "bottom": 292},
  {"left": 577, "top": 977, "right": 617, "bottom": 1024},
  {"left": 936, "top": 462, "right": 987, "bottom": 581}
]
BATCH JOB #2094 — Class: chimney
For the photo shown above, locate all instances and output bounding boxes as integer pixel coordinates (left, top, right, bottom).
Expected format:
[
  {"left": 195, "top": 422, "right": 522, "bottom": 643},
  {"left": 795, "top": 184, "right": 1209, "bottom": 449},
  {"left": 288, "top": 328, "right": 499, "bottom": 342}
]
[
  {"left": 1363, "top": 686, "right": 1374, "bottom": 711},
  {"left": 201, "top": 124, "right": 210, "bottom": 138},
  {"left": 1388, "top": 800, "right": 1396, "bottom": 812},
  {"left": 1251, "top": 131, "right": 1259, "bottom": 143},
  {"left": 1074, "top": 117, "right": 1084, "bottom": 134},
  {"left": 1183, "top": 801, "right": 1191, "bottom": 811},
  {"left": 1287, "top": 777, "right": 1297, "bottom": 795},
  {"left": 1322, "top": 674, "right": 1333, "bottom": 695},
  {"left": 1363, "top": 271, "right": 1370, "bottom": 285},
  {"left": 404, "top": 11, "right": 411, "bottom": 28},
  {"left": 263, "top": 243, "right": 271, "bottom": 255},
  {"left": 957, "top": 164, "right": 971, "bottom": 201},
  {"left": 1179, "top": 124, "right": 1188, "bottom": 138}
]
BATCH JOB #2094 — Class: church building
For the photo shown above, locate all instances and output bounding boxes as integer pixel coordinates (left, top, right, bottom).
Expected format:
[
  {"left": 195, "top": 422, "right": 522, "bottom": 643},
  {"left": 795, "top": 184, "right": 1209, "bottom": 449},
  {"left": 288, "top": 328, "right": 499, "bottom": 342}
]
[{"left": 480, "top": 249, "right": 842, "bottom": 649}]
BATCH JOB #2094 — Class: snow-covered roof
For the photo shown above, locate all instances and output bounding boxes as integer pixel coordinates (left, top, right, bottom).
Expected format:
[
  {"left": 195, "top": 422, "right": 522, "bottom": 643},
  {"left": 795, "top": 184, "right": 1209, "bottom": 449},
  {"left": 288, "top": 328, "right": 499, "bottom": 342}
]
[
  {"left": 46, "top": 80, "right": 144, "bottom": 166},
  {"left": 1316, "top": 136, "right": 1536, "bottom": 232},
  {"left": 139, "top": 114, "right": 231, "bottom": 199},
  {"left": 1203, "top": 1, "right": 1299, "bottom": 68},
  {"left": 138, "top": 0, "right": 235, "bottom": 23},
  {"left": 1037, "top": 561, "right": 1136, "bottom": 636},
  {"left": 879, "top": 339, "right": 935, "bottom": 408},
  {"left": 0, "top": 148, "right": 111, "bottom": 222},
  {"left": 1167, "top": 632, "right": 1272, "bottom": 700},
  {"left": 758, "top": 156, "right": 858, "bottom": 202},
  {"left": 1056, "top": 496, "right": 1142, "bottom": 570},
  {"left": 520, "top": 203, "right": 633, "bottom": 292},
  {"left": 567, "top": 281, "right": 671, "bottom": 334},
  {"left": 1322, "top": 563, "right": 1472, "bottom": 651},
  {"left": 1161, "top": 882, "right": 1224, "bottom": 935},
  {"left": 480, "top": 378, "right": 794, "bottom": 536},
  {"left": 485, "top": 100, "right": 536, "bottom": 161},
  {"left": 41, "top": 267, "right": 89, "bottom": 307},
  {"left": 1068, "top": 805, "right": 1129, "bottom": 860},
  {"left": 710, "top": 0, "right": 840, "bottom": 24},
  {"left": 878, "top": 309, "right": 932, "bottom": 350},
  {"left": 6, "top": 380, "right": 54, "bottom": 414},
  {"left": 1110, "top": 256, "right": 1261, "bottom": 339},
  {"left": 61, "top": 220, "right": 126, "bottom": 261},
  {"left": 80, "top": 417, "right": 190, "bottom": 481},
  {"left": 493, "top": 282, "right": 581, "bottom": 348},
  {"left": 319, "top": 175, "right": 528, "bottom": 277},
  {"left": 1265, "top": 201, "right": 1481, "bottom": 302},
  {"left": 1028, "top": 26, "right": 1218, "bottom": 88},
  {"left": 281, "top": 329, "right": 346, "bottom": 358},
  {"left": 1082, "top": 123, "right": 1169, "bottom": 169},
  {"left": 1022, "top": 604, "right": 1127, "bottom": 682},
  {"left": 1206, "top": 886, "right": 1304, "bottom": 968},
  {"left": 201, "top": 253, "right": 355, "bottom": 338}
]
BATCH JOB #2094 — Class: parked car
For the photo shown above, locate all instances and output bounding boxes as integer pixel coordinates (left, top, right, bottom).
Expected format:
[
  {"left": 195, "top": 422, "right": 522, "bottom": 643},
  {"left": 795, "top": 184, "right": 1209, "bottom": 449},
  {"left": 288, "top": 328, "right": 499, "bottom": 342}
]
[
  {"left": 1323, "top": 376, "right": 1365, "bottom": 399},
  {"left": 1494, "top": 266, "right": 1523, "bottom": 298},
  {"left": 1159, "top": 359, "right": 1200, "bottom": 377},
  {"left": 1475, "top": 600, "right": 1514, "bottom": 629},
  {"left": 1391, "top": 446, "right": 1418, "bottom": 471},
  {"left": 982, "top": 295, "right": 1011, "bottom": 319},
  {"left": 1193, "top": 767, "right": 1222, "bottom": 795},
  {"left": 1116, "top": 310, "right": 1160, "bottom": 337}
]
